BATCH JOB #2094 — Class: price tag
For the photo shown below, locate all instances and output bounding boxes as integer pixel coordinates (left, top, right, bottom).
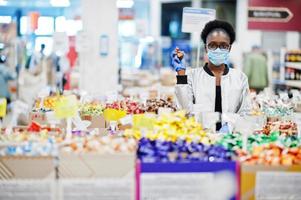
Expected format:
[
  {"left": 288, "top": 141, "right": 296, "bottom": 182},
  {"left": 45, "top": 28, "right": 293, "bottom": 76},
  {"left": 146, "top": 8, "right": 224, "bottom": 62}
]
[
  {"left": 54, "top": 95, "right": 78, "bottom": 119},
  {"left": 60, "top": 179, "right": 133, "bottom": 200},
  {"left": 182, "top": 7, "right": 216, "bottom": 33},
  {"left": 256, "top": 172, "right": 301, "bottom": 199},
  {"left": 120, "top": 115, "right": 133, "bottom": 125},
  {"left": 158, "top": 107, "right": 172, "bottom": 115},
  {"left": 0, "top": 98, "right": 7, "bottom": 117},
  {"left": 0, "top": 180, "right": 55, "bottom": 200}
]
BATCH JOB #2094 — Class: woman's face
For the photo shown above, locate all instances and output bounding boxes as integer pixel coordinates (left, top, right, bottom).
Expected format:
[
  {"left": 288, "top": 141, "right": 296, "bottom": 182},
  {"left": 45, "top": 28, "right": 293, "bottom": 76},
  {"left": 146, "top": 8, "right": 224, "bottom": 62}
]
[{"left": 205, "top": 31, "right": 231, "bottom": 53}]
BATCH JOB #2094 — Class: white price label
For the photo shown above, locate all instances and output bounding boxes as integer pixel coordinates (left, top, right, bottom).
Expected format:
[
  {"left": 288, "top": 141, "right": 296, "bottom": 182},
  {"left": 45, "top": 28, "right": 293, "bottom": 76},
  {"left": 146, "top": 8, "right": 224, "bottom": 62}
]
[
  {"left": 141, "top": 171, "right": 236, "bottom": 200},
  {"left": 0, "top": 180, "right": 55, "bottom": 200},
  {"left": 120, "top": 115, "right": 133, "bottom": 125},
  {"left": 59, "top": 179, "right": 133, "bottom": 200},
  {"left": 256, "top": 171, "right": 301, "bottom": 200}
]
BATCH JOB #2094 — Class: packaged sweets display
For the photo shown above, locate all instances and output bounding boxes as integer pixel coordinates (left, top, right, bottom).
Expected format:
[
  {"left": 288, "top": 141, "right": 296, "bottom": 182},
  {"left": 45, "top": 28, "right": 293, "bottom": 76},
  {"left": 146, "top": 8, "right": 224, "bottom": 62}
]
[
  {"left": 142, "top": 98, "right": 177, "bottom": 114},
  {"left": 60, "top": 135, "right": 136, "bottom": 154},
  {"left": 237, "top": 144, "right": 301, "bottom": 165},
  {"left": 261, "top": 120, "right": 297, "bottom": 135},
  {"left": 105, "top": 99, "right": 145, "bottom": 114},
  {"left": 218, "top": 131, "right": 301, "bottom": 152},
  {"left": 0, "top": 128, "right": 62, "bottom": 156},
  {"left": 124, "top": 111, "right": 210, "bottom": 143},
  {"left": 80, "top": 102, "right": 104, "bottom": 116},
  {"left": 137, "top": 137, "right": 232, "bottom": 163}
]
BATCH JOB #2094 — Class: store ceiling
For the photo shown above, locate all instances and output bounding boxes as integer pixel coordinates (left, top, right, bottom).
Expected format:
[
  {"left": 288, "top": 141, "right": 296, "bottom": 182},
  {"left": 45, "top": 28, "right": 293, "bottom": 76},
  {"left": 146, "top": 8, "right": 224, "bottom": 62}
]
[
  {"left": 0, "top": 0, "right": 80, "bottom": 8},
  {"left": 0, "top": 0, "right": 81, "bottom": 17}
]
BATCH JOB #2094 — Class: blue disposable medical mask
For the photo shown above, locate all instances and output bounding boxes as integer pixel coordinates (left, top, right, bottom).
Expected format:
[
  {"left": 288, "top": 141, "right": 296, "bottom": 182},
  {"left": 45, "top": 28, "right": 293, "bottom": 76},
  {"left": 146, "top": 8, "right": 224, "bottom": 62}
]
[{"left": 207, "top": 48, "right": 229, "bottom": 66}]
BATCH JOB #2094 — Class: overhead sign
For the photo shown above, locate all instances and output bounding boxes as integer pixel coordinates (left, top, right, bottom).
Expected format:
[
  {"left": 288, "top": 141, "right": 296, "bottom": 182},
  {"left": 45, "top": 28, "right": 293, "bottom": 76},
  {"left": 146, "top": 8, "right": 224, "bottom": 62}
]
[
  {"left": 119, "top": 8, "right": 134, "bottom": 20},
  {"left": 248, "top": 7, "right": 293, "bottom": 22},
  {"left": 248, "top": 0, "right": 301, "bottom": 31},
  {"left": 182, "top": 7, "right": 216, "bottom": 33}
]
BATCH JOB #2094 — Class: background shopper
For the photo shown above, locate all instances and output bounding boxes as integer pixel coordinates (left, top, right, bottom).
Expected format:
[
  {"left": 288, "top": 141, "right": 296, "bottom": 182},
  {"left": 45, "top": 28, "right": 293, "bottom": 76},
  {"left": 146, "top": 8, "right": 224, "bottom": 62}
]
[
  {"left": 0, "top": 55, "right": 16, "bottom": 104},
  {"left": 243, "top": 45, "right": 269, "bottom": 93}
]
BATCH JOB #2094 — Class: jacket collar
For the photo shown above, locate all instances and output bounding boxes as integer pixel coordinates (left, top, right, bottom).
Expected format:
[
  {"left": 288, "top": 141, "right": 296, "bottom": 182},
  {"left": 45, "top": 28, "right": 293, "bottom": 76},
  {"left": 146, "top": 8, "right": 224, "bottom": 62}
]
[{"left": 203, "top": 63, "right": 229, "bottom": 76}]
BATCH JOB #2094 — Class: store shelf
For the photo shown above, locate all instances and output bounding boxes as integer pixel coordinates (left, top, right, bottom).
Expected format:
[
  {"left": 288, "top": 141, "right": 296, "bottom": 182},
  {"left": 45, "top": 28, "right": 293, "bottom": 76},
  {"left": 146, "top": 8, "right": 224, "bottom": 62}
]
[
  {"left": 284, "top": 80, "right": 301, "bottom": 88},
  {"left": 285, "top": 62, "right": 301, "bottom": 70},
  {"left": 273, "top": 79, "right": 301, "bottom": 88},
  {"left": 273, "top": 79, "right": 285, "bottom": 85}
]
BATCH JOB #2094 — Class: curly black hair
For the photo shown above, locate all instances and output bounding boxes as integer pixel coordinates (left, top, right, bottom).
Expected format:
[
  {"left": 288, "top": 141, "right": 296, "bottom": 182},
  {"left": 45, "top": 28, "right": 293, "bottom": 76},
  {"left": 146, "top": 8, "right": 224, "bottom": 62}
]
[{"left": 201, "top": 20, "right": 236, "bottom": 45}]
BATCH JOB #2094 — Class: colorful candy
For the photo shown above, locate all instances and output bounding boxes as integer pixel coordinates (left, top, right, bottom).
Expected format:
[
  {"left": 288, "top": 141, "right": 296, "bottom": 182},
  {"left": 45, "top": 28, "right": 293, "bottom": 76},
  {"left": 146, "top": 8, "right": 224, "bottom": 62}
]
[
  {"left": 237, "top": 144, "right": 301, "bottom": 166},
  {"left": 105, "top": 98, "right": 177, "bottom": 115},
  {"left": 1, "top": 141, "right": 57, "bottom": 156},
  {"left": 124, "top": 111, "right": 211, "bottom": 143},
  {"left": 80, "top": 102, "right": 104, "bottom": 116},
  {"left": 60, "top": 135, "right": 137, "bottom": 153},
  {"left": 218, "top": 132, "right": 301, "bottom": 152},
  {"left": 261, "top": 121, "right": 297, "bottom": 136},
  {"left": 33, "top": 96, "right": 61, "bottom": 111},
  {"left": 0, "top": 128, "right": 63, "bottom": 156},
  {"left": 138, "top": 138, "right": 232, "bottom": 163},
  {"left": 142, "top": 99, "right": 177, "bottom": 114},
  {"left": 106, "top": 99, "right": 145, "bottom": 114}
]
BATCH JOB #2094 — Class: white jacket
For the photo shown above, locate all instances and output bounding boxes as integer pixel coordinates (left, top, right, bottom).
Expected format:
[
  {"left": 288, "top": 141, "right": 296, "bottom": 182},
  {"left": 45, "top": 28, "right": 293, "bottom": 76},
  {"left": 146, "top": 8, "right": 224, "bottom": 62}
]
[{"left": 175, "top": 66, "right": 251, "bottom": 115}]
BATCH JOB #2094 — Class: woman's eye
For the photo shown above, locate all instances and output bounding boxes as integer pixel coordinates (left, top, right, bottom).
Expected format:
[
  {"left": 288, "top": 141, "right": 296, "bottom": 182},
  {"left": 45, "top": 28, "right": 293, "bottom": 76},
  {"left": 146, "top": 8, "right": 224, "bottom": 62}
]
[
  {"left": 208, "top": 44, "right": 217, "bottom": 49},
  {"left": 221, "top": 44, "right": 230, "bottom": 50}
]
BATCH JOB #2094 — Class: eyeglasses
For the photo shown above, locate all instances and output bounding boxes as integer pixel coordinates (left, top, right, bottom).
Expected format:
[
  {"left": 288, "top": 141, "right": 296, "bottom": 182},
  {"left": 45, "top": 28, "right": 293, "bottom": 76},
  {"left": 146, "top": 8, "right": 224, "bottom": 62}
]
[{"left": 207, "top": 42, "right": 231, "bottom": 51}]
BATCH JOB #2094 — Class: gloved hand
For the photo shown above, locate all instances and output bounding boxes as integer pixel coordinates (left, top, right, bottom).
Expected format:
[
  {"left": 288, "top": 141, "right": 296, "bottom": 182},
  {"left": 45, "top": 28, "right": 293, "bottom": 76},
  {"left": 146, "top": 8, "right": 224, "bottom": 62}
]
[{"left": 170, "top": 47, "right": 185, "bottom": 72}]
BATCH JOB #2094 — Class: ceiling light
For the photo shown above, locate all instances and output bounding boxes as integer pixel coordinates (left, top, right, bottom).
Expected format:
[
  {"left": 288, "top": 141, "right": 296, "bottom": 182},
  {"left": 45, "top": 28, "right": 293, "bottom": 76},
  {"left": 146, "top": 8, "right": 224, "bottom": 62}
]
[
  {"left": 116, "top": 0, "right": 134, "bottom": 9},
  {"left": 50, "top": 0, "right": 70, "bottom": 7},
  {"left": 0, "top": 0, "right": 8, "bottom": 6}
]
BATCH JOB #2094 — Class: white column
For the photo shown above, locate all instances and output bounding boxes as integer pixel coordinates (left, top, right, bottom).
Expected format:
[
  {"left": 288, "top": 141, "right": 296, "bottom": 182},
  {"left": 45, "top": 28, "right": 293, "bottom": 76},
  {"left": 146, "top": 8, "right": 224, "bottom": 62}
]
[
  {"left": 150, "top": 0, "right": 161, "bottom": 38},
  {"left": 191, "top": 0, "right": 201, "bottom": 47},
  {"left": 232, "top": 0, "right": 248, "bottom": 70},
  {"left": 286, "top": 32, "right": 300, "bottom": 49},
  {"left": 232, "top": 0, "right": 262, "bottom": 70},
  {"left": 79, "top": 0, "right": 119, "bottom": 95}
]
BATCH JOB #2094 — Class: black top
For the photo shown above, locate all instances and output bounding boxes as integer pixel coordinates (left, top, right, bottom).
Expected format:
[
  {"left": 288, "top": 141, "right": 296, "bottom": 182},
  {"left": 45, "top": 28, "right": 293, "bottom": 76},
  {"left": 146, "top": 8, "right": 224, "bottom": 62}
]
[
  {"left": 204, "top": 64, "right": 227, "bottom": 131},
  {"left": 215, "top": 85, "right": 222, "bottom": 130},
  {"left": 203, "top": 63, "right": 229, "bottom": 76},
  {"left": 215, "top": 86, "right": 222, "bottom": 113}
]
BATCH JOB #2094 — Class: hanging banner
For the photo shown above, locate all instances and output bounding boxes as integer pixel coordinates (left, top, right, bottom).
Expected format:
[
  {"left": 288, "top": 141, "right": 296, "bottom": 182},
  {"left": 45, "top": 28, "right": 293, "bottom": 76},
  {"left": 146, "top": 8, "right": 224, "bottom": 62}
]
[{"left": 29, "top": 12, "right": 40, "bottom": 31}]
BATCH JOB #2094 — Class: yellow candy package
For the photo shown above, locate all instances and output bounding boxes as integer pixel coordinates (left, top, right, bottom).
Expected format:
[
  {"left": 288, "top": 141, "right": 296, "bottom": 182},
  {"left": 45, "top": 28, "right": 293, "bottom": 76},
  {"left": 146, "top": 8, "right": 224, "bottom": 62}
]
[
  {"left": 0, "top": 98, "right": 7, "bottom": 117},
  {"left": 54, "top": 95, "right": 78, "bottom": 119},
  {"left": 103, "top": 108, "right": 127, "bottom": 121},
  {"left": 123, "top": 110, "right": 209, "bottom": 143},
  {"left": 133, "top": 114, "right": 156, "bottom": 130}
]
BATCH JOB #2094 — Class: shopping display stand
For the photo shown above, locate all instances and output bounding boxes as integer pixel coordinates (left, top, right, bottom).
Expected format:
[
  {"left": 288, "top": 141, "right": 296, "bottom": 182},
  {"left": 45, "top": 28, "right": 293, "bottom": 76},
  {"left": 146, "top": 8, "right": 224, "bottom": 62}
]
[
  {"left": 279, "top": 48, "right": 301, "bottom": 88},
  {"left": 58, "top": 151, "right": 136, "bottom": 200},
  {"left": 136, "top": 161, "right": 239, "bottom": 200},
  {"left": 240, "top": 164, "right": 301, "bottom": 200},
  {"left": 0, "top": 154, "right": 56, "bottom": 199}
]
